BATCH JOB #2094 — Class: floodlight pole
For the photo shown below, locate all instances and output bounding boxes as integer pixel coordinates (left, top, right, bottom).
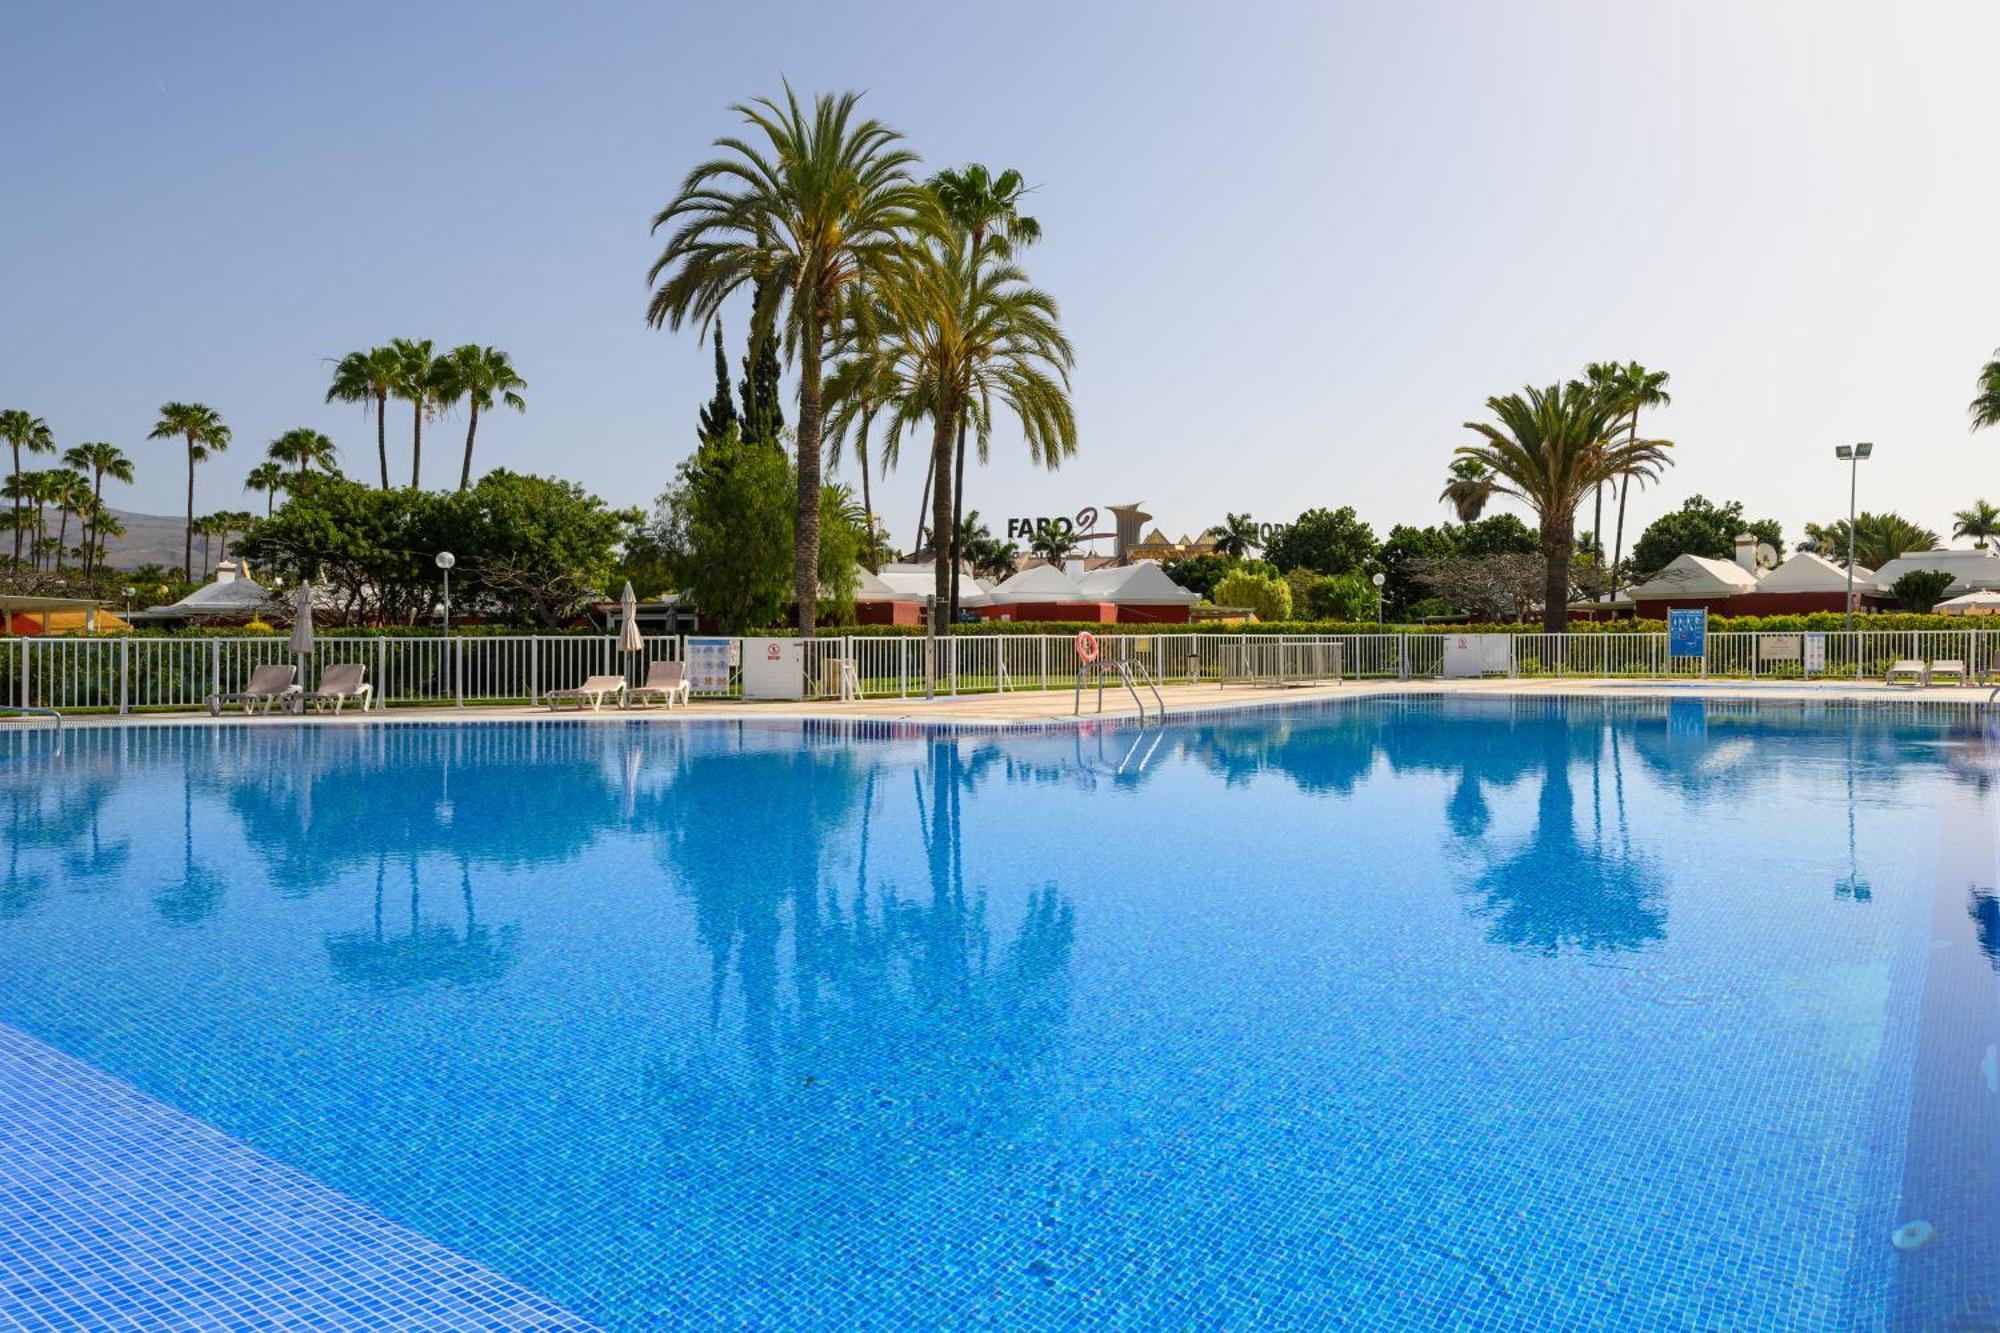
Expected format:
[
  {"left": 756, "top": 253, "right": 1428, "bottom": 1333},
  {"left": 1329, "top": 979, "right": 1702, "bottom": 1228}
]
[
  {"left": 1836, "top": 444, "right": 1871, "bottom": 633},
  {"left": 436, "top": 551, "right": 456, "bottom": 633}
]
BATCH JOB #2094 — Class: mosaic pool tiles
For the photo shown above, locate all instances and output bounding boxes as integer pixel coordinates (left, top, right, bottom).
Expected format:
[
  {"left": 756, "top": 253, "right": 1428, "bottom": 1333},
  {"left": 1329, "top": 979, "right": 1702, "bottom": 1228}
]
[
  {"left": 0, "top": 701, "right": 1994, "bottom": 1328},
  {"left": 0, "top": 1023, "right": 593, "bottom": 1330}
]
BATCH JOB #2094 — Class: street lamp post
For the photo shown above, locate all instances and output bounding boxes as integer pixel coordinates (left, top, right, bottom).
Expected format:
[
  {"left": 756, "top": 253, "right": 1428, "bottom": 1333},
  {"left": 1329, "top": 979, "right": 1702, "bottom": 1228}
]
[
  {"left": 435, "top": 551, "right": 456, "bottom": 632},
  {"left": 1833, "top": 443, "right": 1872, "bottom": 632},
  {"left": 1371, "top": 571, "right": 1386, "bottom": 626}
]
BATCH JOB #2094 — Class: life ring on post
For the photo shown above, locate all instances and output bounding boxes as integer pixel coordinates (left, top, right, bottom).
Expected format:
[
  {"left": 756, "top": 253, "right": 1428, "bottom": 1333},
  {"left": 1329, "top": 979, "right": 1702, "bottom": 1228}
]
[{"left": 1075, "top": 630, "right": 1100, "bottom": 665}]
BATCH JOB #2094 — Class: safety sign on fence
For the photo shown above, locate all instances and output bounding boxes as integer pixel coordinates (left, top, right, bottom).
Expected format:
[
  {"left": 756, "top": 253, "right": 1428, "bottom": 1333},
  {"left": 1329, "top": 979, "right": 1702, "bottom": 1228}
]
[
  {"left": 685, "top": 637, "right": 735, "bottom": 694},
  {"left": 1667, "top": 608, "right": 1707, "bottom": 659}
]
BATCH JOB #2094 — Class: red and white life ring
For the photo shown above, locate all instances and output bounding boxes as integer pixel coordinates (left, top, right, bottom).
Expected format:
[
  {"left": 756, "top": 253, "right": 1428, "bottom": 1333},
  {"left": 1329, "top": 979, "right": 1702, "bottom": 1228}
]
[{"left": 1075, "top": 630, "right": 1100, "bottom": 664}]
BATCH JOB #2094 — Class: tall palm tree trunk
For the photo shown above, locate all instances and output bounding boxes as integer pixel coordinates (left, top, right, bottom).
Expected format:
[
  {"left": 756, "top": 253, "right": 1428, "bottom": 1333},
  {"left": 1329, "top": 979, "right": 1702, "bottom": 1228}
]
[
  {"left": 949, "top": 416, "right": 970, "bottom": 622},
  {"left": 793, "top": 319, "right": 826, "bottom": 634},
  {"left": 913, "top": 455, "right": 934, "bottom": 558},
  {"left": 410, "top": 406, "right": 423, "bottom": 490},
  {"left": 86, "top": 473, "right": 104, "bottom": 577},
  {"left": 857, "top": 408, "right": 878, "bottom": 573},
  {"left": 9, "top": 444, "right": 19, "bottom": 565},
  {"left": 459, "top": 401, "right": 481, "bottom": 491},
  {"left": 1541, "top": 515, "right": 1574, "bottom": 633},
  {"left": 375, "top": 392, "right": 389, "bottom": 490},
  {"left": 54, "top": 506, "right": 69, "bottom": 572},
  {"left": 1611, "top": 477, "right": 1632, "bottom": 596},
  {"left": 183, "top": 435, "right": 197, "bottom": 579},
  {"left": 929, "top": 411, "right": 956, "bottom": 613}
]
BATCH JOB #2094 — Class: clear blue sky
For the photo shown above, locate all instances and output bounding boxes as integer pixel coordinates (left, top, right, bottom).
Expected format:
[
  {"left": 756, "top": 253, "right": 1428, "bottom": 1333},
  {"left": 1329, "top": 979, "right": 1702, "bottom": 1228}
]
[{"left": 5, "top": 0, "right": 1998, "bottom": 554}]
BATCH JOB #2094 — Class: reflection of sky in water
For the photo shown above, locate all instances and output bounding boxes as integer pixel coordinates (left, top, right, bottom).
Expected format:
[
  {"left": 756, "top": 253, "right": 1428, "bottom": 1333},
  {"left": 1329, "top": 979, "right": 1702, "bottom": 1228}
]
[{"left": 0, "top": 700, "right": 1990, "bottom": 1330}]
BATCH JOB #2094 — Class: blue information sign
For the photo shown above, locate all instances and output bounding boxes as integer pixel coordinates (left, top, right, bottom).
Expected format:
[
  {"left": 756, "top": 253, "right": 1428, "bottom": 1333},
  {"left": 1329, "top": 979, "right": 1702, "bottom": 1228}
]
[{"left": 1667, "top": 607, "right": 1707, "bottom": 659}]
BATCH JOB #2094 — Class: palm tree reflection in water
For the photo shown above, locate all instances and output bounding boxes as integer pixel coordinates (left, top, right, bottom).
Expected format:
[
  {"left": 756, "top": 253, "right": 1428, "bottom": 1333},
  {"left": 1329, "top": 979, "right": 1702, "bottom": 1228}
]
[
  {"left": 650, "top": 737, "right": 1075, "bottom": 1128},
  {"left": 323, "top": 852, "right": 518, "bottom": 989}
]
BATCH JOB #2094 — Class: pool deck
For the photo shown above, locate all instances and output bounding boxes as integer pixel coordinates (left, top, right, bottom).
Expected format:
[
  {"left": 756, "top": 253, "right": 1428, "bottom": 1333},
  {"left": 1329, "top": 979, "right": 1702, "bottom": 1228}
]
[{"left": 10, "top": 675, "right": 1992, "bottom": 734}]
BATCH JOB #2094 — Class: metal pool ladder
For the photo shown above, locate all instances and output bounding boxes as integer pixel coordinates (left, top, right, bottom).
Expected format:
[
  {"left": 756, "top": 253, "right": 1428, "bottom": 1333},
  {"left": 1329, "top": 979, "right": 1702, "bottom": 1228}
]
[
  {"left": 1073, "top": 658, "right": 1166, "bottom": 724},
  {"left": 3, "top": 706, "right": 62, "bottom": 754}
]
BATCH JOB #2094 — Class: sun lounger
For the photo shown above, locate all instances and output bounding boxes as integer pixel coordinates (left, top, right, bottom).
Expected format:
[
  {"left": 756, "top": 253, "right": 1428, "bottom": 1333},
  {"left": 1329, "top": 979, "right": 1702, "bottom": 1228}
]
[
  {"left": 1928, "top": 659, "right": 1968, "bottom": 686},
  {"left": 1885, "top": 660, "right": 1926, "bottom": 687},
  {"left": 208, "top": 663, "right": 300, "bottom": 716},
  {"left": 546, "top": 674, "right": 627, "bottom": 711},
  {"left": 297, "top": 663, "right": 373, "bottom": 713},
  {"left": 624, "top": 660, "right": 691, "bottom": 709}
]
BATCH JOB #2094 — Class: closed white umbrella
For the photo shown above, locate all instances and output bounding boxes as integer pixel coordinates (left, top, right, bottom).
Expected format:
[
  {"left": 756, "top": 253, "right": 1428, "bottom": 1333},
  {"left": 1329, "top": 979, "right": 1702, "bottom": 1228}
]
[
  {"left": 289, "top": 582, "right": 315, "bottom": 657},
  {"left": 617, "top": 581, "right": 643, "bottom": 653}
]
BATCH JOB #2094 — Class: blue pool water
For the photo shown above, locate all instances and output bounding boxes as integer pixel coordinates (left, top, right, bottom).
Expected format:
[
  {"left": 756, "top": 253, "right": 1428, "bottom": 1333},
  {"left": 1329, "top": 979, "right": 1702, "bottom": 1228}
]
[{"left": 1, "top": 698, "right": 1996, "bottom": 1329}]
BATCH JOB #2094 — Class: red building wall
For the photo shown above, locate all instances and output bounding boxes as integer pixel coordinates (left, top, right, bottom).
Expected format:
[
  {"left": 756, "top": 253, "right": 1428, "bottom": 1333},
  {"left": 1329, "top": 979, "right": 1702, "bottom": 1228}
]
[
  {"left": 854, "top": 600, "right": 922, "bottom": 626},
  {"left": 1113, "top": 604, "right": 1193, "bottom": 624},
  {"left": 977, "top": 601, "right": 1119, "bottom": 623}
]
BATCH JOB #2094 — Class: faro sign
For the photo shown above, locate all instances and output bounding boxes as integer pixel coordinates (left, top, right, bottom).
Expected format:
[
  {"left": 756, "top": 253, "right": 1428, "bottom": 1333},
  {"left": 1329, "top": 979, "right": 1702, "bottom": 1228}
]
[{"left": 1006, "top": 506, "right": 1101, "bottom": 541}]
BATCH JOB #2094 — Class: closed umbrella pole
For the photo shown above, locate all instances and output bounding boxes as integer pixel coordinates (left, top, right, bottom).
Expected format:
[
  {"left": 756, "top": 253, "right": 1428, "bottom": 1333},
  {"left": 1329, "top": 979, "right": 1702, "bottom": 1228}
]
[
  {"left": 617, "top": 581, "right": 643, "bottom": 659},
  {"left": 289, "top": 583, "right": 315, "bottom": 659}
]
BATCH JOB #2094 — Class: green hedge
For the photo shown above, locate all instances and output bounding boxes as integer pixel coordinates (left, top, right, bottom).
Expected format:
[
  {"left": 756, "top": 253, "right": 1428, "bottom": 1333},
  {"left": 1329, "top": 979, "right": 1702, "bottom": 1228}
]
[{"left": 764, "top": 612, "right": 1995, "bottom": 637}]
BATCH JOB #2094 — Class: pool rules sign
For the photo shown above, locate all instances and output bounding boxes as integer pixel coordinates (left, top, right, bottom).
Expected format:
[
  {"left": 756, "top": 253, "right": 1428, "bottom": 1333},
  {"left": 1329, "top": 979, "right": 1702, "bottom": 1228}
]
[{"left": 1667, "top": 608, "right": 1707, "bottom": 661}]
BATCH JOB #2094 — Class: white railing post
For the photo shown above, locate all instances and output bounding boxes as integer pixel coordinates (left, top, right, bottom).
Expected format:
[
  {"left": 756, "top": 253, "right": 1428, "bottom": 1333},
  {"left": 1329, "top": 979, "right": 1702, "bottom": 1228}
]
[
  {"left": 209, "top": 639, "right": 220, "bottom": 703},
  {"left": 119, "top": 637, "right": 129, "bottom": 714}
]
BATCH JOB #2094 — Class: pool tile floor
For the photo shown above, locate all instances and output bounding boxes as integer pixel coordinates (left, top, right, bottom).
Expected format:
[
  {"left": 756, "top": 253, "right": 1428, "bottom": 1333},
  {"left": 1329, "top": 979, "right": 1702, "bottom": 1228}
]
[{"left": 0, "top": 1023, "right": 593, "bottom": 1330}]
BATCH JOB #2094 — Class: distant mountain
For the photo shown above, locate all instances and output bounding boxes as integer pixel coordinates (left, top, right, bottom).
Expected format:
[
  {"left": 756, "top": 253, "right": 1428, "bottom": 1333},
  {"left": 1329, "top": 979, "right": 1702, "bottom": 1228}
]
[{"left": 96, "top": 508, "right": 246, "bottom": 575}]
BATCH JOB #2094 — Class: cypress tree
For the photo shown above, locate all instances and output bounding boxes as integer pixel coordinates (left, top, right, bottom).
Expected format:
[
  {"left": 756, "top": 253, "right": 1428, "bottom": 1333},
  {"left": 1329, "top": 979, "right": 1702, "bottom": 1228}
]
[
  {"left": 697, "top": 321, "right": 737, "bottom": 442},
  {"left": 738, "top": 281, "right": 786, "bottom": 447}
]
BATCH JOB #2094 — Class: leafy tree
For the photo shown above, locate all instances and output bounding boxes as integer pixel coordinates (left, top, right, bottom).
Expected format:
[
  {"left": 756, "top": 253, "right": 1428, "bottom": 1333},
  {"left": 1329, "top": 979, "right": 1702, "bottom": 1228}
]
[
  {"left": 1890, "top": 568, "right": 1954, "bottom": 612},
  {"left": 148, "top": 401, "right": 230, "bottom": 579},
  {"left": 267, "top": 427, "right": 339, "bottom": 477},
  {"left": 1952, "top": 499, "right": 2000, "bottom": 549},
  {"left": 697, "top": 320, "right": 738, "bottom": 442},
  {"left": 325, "top": 346, "right": 400, "bottom": 489},
  {"left": 1971, "top": 347, "right": 2000, "bottom": 433},
  {"left": 1211, "top": 568, "right": 1291, "bottom": 621},
  {"left": 62, "top": 441, "right": 132, "bottom": 577},
  {"left": 1161, "top": 552, "right": 1234, "bottom": 600},
  {"left": 441, "top": 470, "right": 634, "bottom": 626},
  {"left": 1262, "top": 505, "right": 1377, "bottom": 575},
  {"left": 1459, "top": 512, "right": 1540, "bottom": 556},
  {"left": 1286, "top": 569, "right": 1376, "bottom": 620},
  {"left": 647, "top": 85, "right": 932, "bottom": 633},
  {"left": 1438, "top": 458, "right": 1494, "bottom": 522},
  {"left": 1626, "top": 495, "right": 1781, "bottom": 582},
  {"left": 1, "top": 410, "right": 55, "bottom": 566},
  {"left": 438, "top": 345, "right": 527, "bottom": 490},
  {"left": 388, "top": 338, "right": 446, "bottom": 489},
  {"left": 1205, "top": 512, "right": 1261, "bottom": 559},
  {"left": 1413, "top": 553, "right": 1548, "bottom": 623},
  {"left": 240, "top": 471, "right": 632, "bottom": 626},
  {"left": 1378, "top": 524, "right": 1460, "bottom": 618},
  {"left": 1455, "top": 381, "right": 1671, "bottom": 631}
]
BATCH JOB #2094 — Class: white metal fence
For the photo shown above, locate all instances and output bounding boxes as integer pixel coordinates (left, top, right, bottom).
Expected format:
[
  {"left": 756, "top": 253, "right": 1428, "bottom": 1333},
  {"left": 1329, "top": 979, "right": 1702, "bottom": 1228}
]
[{"left": 2, "top": 629, "right": 1996, "bottom": 713}]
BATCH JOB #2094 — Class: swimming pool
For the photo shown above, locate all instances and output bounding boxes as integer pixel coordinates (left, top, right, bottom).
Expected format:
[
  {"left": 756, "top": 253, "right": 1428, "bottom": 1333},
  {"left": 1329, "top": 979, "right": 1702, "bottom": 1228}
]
[{"left": 0, "top": 697, "right": 1994, "bottom": 1328}]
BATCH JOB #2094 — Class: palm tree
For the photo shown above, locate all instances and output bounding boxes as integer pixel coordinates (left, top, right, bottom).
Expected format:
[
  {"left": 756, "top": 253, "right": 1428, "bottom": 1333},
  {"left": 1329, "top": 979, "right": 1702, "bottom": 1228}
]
[
  {"left": 863, "top": 230, "right": 1076, "bottom": 613},
  {"left": 388, "top": 338, "right": 444, "bottom": 489},
  {"left": 82, "top": 503, "right": 123, "bottom": 573},
  {"left": 1584, "top": 362, "right": 1672, "bottom": 591},
  {"left": 1028, "top": 524, "right": 1081, "bottom": 565},
  {"left": 266, "top": 427, "right": 338, "bottom": 477},
  {"left": 1953, "top": 499, "right": 2000, "bottom": 550},
  {"left": 1439, "top": 458, "right": 1495, "bottom": 522},
  {"left": 824, "top": 304, "right": 915, "bottom": 575},
  {"left": 1, "top": 410, "right": 55, "bottom": 566},
  {"left": 48, "top": 469, "right": 89, "bottom": 572},
  {"left": 9, "top": 471, "right": 57, "bottom": 571},
  {"left": 1847, "top": 512, "right": 1939, "bottom": 568},
  {"left": 147, "top": 401, "right": 230, "bottom": 579},
  {"left": 929, "top": 164, "right": 1041, "bottom": 618},
  {"left": 437, "top": 345, "right": 526, "bottom": 490},
  {"left": 244, "top": 461, "right": 288, "bottom": 518},
  {"left": 1454, "top": 381, "right": 1672, "bottom": 631},
  {"left": 1206, "top": 511, "right": 1262, "bottom": 559},
  {"left": 646, "top": 85, "right": 934, "bottom": 632},
  {"left": 1970, "top": 348, "right": 2000, "bottom": 433},
  {"left": 326, "top": 346, "right": 400, "bottom": 489},
  {"left": 61, "top": 442, "right": 132, "bottom": 578}
]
